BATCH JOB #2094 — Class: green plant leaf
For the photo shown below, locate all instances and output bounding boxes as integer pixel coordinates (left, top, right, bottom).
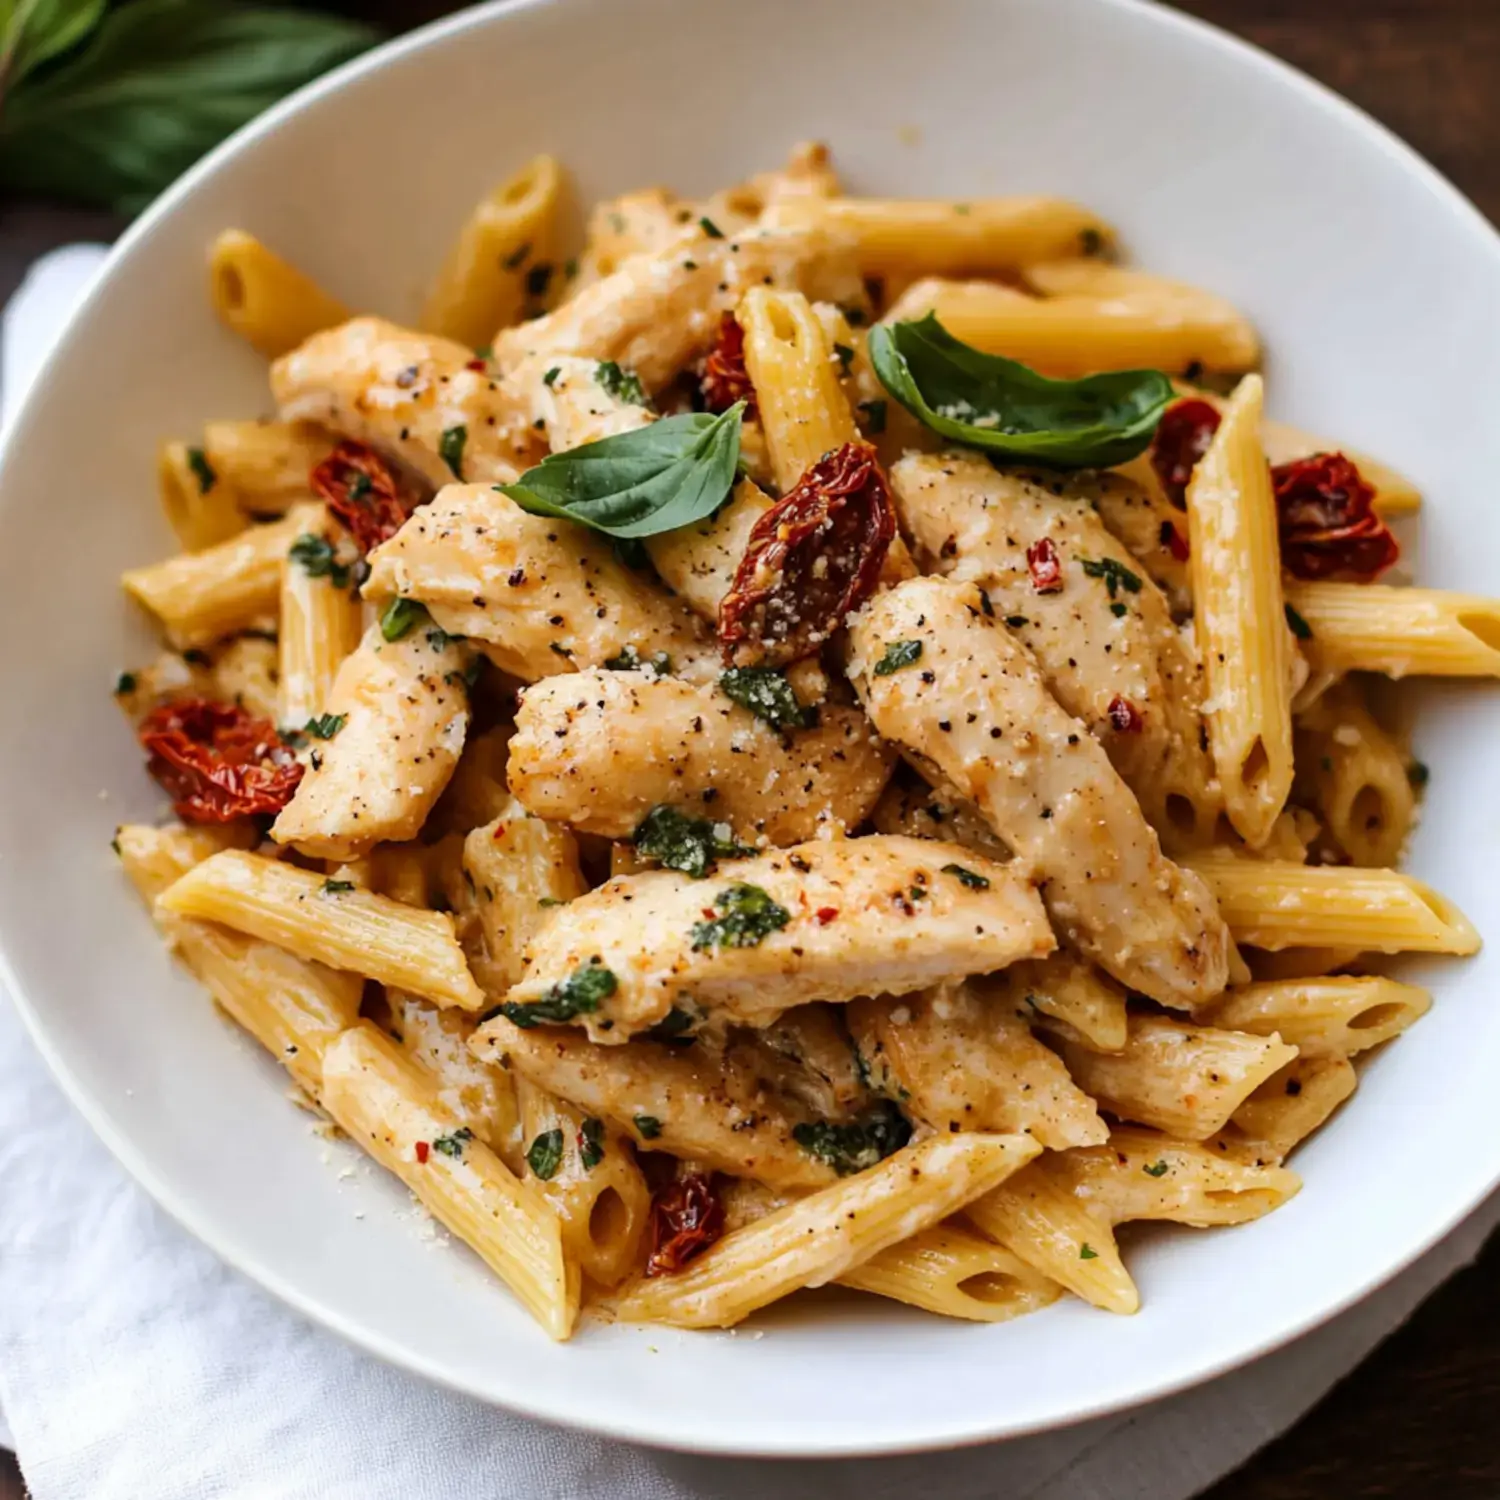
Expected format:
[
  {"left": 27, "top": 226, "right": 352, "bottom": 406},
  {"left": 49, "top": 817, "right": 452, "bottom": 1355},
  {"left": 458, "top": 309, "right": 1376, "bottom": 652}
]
[
  {"left": 0, "top": 0, "right": 380, "bottom": 213},
  {"left": 1, "top": 0, "right": 106, "bottom": 90},
  {"left": 867, "top": 314, "right": 1174, "bottom": 469},
  {"left": 498, "top": 404, "right": 744, "bottom": 540}
]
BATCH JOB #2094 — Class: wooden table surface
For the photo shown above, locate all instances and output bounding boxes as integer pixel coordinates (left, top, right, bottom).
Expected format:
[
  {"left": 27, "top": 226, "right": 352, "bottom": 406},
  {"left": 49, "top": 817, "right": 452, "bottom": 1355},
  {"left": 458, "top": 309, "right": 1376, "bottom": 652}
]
[{"left": 1, "top": 1, "right": 1495, "bottom": 1495}]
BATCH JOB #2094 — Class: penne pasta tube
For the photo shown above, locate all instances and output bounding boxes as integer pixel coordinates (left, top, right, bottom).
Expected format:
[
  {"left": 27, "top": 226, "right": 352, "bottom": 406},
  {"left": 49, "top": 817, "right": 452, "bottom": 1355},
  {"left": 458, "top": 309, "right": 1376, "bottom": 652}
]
[
  {"left": 157, "top": 849, "right": 486, "bottom": 1010},
  {"left": 613, "top": 1132, "right": 1040, "bottom": 1329},
  {"left": 208, "top": 635, "right": 281, "bottom": 722},
  {"left": 321, "top": 1023, "right": 578, "bottom": 1339},
  {"left": 1058, "top": 1014, "right": 1299, "bottom": 1140},
  {"left": 201, "top": 419, "right": 334, "bottom": 516},
  {"left": 985, "top": 954, "right": 1129, "bottom": 1054},
  {"left": 514, "top": 1078, "right": 651, "bottom": 1289},
  {"left": 1184, "top": 851, "right": 1480, "bottom": 955},
  {"left": 765, "top": 197, "right": 1113, "bottom": 278},
  {"left": 1221, "top": 1054, "right": 1356, "bottom": 1165},
  {"left": 1186, "top": 374, "right": 1294, "bottom": 847},
  {"left": 1284, "top": 583, "right": 1500, "bottom": 678},
  {"left": 277, "top": 546, "right": 363, "bottom": 728},
  {"left": 1201, "top": 975, "right": 1431, "bottom": 1059},
  {"left": 157, "top": 440, "right": 246, "bottom": 551},
  {"left": 422, "top": 155, "right": 564, "bottom": 346},
  {"left": 121, "top": 503, "right": 322, "bottom": 649},
  {"left": 209, "top": 230, "right": 351, "bottom": 359}
]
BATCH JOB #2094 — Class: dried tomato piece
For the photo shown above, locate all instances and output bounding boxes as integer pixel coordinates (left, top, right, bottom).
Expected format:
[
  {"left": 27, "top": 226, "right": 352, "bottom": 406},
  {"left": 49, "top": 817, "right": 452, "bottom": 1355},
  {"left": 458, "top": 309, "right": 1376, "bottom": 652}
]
[
  {"left": 138, "top": 698, "right": 303, "bottom": 824},
  {"left": 645, "top": 1172, "right": 724, "bottom": 1276},
  {"left": 1272, "top": 452, "right": 1398, "bottom": 581},
  {"left": 718, "top": 442, "right": 895, "bottom": 667},
  {"left": 1026, "top": 537, "right": 1064, "bottom": 594},
  {"left": 1106, "top": 695, "right": 1143, "bottom": 733},
  {"left": 700, "top": 313, "right": 757, "bottom": 419},
  {"left": 1151, "top": 398, "right": 1222, "bottom": 509},
  {"left": 311, "top": 440, "right": 410, "bottom": 555},
  {"left": 1158, "top": 519, "right": 1190, "bottom": 562}
]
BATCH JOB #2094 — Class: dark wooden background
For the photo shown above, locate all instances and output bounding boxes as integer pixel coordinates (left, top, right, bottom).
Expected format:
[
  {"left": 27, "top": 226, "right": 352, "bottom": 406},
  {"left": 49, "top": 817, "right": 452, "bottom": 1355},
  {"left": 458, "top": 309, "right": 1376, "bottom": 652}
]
[{"left": 1, "top": 1, "right": 1496, "bottom": 1495}]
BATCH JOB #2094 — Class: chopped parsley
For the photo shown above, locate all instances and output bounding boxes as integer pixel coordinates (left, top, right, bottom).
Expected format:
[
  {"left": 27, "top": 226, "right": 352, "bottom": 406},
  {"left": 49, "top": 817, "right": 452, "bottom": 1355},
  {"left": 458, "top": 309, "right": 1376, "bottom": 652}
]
[
  {"left": 1079, "top": 1242, "right": 1099, "bottom": 1260},
  {"left": 537, "top": 896, "right": 564, "bottom": 908},
  {"left": 114, "top": 671, "right": 137, "bottom": 695},
  {"left": 431, "top": 1127, "right": 474, "bottom": 1159},
  {"left": 634, "top": 805, "right": 750, "bottom": 879},
  {"left": 320, "top": 878, "right": 355, "bottom": 895},
  {"left": 1080, "top": 556, "right": 1143, "bottom": 599},
  {"left": 186, "top": 446, "right": 216, "bottom": 494},
  {"left": 718, "top": 667, "right": 816, "bottom": 731},
  {"left": 595, "top": 360, "right": 648, "bottom": 406},
  {"left": 542, "top": 366, "right": 561, "bottom": 387},
  {"left": 499, "top": 958, "right": 617, "bottom": 1028},
  {"left": 578, "top": 1116, "right": 605, "bottom": 1171},
  {"left": 1143, "top": 1160, "right": 1170, "bottom": 1178},
  {"left": 633, "top": 1114, "right": 663, "bottom": 1140},
  {"left": 526, "top": 1128, "right": 564, "bottom": 1180},
  {"left": 941, "top": 862, "right": 990, "bottom": 891},
  {"left": 438, "top": 424, "right": 467, "bottom": 479},
  {"left": 857, "top": 397, "right": 888, "bottom": 434},
  {"left": 792, "top": 1100, "right": 912, "bottom": 1176},
  {"left": 1109, "top": 601, "right": 1128, "bottom": 618},
  {"left": 604, "top": 645, "right": 672, "bottom": 674},
  {"left": 698, "top": 215, "right": 725, "bottom": 239},
  {"left": 873, "top": 639, "right": 923, "bottom": 676},
  {"left": 690, "top": 883, "right": 791, "bottom": 952},
  {"left": 1284, "top": 603, "right": 1313, "bottom": 641},
  {"left": 1408, "top": 761, "right": 1430, "bottom": 789},
  {"left": 303, "top": 713, "right": 346, "bottom": 740},
  {"left": 290, "top": 532, "right": 349, "bottom": 588},
  {"left": 832, "top": 342, "right": 855, "bottom": 374},
  {"left": 643, "top": 1006, "right": 698, "bottom": 1045},
  {"left": 379, "top": 596, "right": 427, "bottom": 642}
]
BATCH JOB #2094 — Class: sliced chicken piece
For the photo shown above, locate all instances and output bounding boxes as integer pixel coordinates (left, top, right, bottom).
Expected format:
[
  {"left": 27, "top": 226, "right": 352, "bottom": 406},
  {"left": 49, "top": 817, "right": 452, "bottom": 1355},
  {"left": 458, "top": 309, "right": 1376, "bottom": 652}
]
[{"left": 847, "top": 576, "right": 1230, "bottom": 1008}]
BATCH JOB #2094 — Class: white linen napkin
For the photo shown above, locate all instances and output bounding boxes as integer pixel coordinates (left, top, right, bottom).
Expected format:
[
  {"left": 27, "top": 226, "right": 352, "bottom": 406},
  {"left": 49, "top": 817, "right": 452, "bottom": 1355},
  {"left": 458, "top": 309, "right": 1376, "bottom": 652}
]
[{"left": 1, "top": 247, "right": 1495, "bottom": 1499}]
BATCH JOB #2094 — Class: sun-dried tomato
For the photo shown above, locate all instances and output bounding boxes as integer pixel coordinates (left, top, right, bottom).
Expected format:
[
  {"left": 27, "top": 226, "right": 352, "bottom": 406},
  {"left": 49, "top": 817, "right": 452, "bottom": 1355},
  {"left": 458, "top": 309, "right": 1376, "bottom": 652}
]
[
  {"left": 138, "top": 698, "right": 303, "bottom": 824},
  {"left": 1158, "top": 519, "right": 1190, "bottom": 562},
  {"left": 311, "top": 440, "right": 410, "bottom": 555},
  {"left": 718, "top": 442, "right": 895, "bottom": 667},
  {"left": 644, "top": 1172, "right": 724, "bottom": 1276},
  {"left": 1152, "top": 398, "right": 1222, "bottom": 509},
  {"left": 700, "top": 313, "right": 757, "bottom": 419},
  {"left": 1106, "top": 695, "right": 1143, "bottom": 733},
  {"left": 1026, "top": 537, "right": 1064, "bottom": 594},
  {"left": 1272, "top": 452, "right": 1398, "bottom": 582}
]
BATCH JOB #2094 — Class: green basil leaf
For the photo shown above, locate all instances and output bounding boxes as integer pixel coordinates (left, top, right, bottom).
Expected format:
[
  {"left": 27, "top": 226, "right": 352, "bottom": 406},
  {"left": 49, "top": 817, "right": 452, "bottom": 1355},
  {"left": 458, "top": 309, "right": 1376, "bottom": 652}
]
[
  {"left": 0, "top": 0, "right": 380, "bottom": 214},
  {"left": 498, "top": 404, "right": 743, "bottom": 540},
  {"left": 867, "top": 314, "right": 1174, "bottom": 469},
  {"left": 1, "top": 0, "right": 106, "bottom": 89}
]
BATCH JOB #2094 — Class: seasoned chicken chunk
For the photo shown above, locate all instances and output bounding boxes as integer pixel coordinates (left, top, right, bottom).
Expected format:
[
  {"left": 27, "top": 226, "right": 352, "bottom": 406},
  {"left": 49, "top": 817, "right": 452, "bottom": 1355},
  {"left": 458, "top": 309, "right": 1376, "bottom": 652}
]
[
  {"left": 363, "top": 486, "right": 716, "bottom": 682},
  {"left": 848, "top": 576, "right": 1230, "bottom": 1008},
  {"left": 271, "top": 317, "right": 539, "bottom": 489},
  {"left": 271, "top": 623, "right": 469, "bottom": 861},
  {"left": 644, "top": 479, "right": 773, "bottom": 624},
  {"left": 492, "top": 225, "right": 862, "bottom": 393},
  {"left": 489, "top": 834, "right": 1052, "bottom": 1042},
  {"left": 508, "top": 354, "right": 654, "bottom": 450},
  {"left": 891, "top": 452, "right": 1221, "bottom": 848},
  {"left": 506, "top": 669, "right": 895, "bottom": 844},
  {"left": 471, "top": 1017, "right": 841, "bottom": 1189},
  {"left": 847, "top": 981, "right": 1107, "bottom": 1149}
]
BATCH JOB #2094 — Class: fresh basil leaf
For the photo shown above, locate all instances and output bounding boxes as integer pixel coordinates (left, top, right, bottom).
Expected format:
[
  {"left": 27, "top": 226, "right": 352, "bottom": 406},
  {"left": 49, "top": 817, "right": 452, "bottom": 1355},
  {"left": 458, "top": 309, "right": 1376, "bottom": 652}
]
[
  {"left": 497, "top": 404, "right": 743, "bottom": 540},
  {"left": 1, "top": 0, "right": 106, "bottom": 90},
  {"left": 0, "top": 0, "right": 380, "bottom": 214},
  {"left": 867, "top": 314, "right": 1174, "bottom": 469}
]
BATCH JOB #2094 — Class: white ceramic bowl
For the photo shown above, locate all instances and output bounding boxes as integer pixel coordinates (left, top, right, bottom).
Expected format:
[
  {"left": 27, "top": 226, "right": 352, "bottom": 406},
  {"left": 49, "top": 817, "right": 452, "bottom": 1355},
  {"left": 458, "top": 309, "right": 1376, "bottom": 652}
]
[{"left": 2, "top": 0, "right": 1498, "bottom": 1458}]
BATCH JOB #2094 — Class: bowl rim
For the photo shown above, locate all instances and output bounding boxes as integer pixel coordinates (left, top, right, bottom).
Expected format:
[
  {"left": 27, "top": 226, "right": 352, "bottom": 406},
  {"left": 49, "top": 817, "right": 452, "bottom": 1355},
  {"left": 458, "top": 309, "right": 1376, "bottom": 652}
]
[{"left": 4, "top": 0, "right": 1499, "bottom": 1458}]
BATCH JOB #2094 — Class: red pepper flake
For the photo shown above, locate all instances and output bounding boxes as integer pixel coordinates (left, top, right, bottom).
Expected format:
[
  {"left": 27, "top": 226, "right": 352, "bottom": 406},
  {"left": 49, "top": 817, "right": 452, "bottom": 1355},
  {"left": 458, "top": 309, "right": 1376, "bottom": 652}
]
[
  {"left": 1107, "top": 695, "right": 1143, "bottom": 733},
  {"left": 311, "top": 440, "right": 412, "bottom": 556},
  {"left": 492, "top": 823, "right": 508, "bottom": 840},
  {"left": 137, "top": 698, "right": 303, "bottom": 824},
  {"left": 645, "top": 1172, "right": 724, "bottom": 1276},
  {"left": 1151, "top": 398, "right": 1222, "bottom": 509},
  {"left": 814, "top": 906, "right": 840, "bottom": 925},
  {"left": 718, "top": 442, "right": 895, "bottom": 667},
  {"left": 1159, "top": 519, "right": 1190, "bottom": 562},
  {"left": 1272, "top": 452, "right": 1398, "bottom": 581},
  {"left": 464, "top": 358, "right": 488, "bottom": 372},
  {"left": 1026, "top": 537, "right": 1064, "bottom": 594},
  {"left": 415, "top": 1141, "right": 430, "bottom": 1164},
  {"left": 700, "top": 313, "right": 757, "bottom": 419}
]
